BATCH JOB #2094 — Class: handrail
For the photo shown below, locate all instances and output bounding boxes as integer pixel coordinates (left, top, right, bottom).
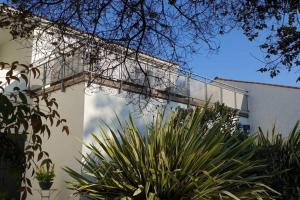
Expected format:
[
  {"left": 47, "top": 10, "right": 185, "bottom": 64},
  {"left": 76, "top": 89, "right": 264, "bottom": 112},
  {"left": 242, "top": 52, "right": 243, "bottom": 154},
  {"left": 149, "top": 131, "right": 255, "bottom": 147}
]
[
  {"left": 84, "top": 69, "right": 248, "bottom": 112},
  {"left": 178, "top": 69, "right": 248, "bottom": 94},
  {"left": 33, "top": 52, "right": 248, "bottom": 95},
  {"left": 32, "top": 55, "right": 249, "bottom": 112}
]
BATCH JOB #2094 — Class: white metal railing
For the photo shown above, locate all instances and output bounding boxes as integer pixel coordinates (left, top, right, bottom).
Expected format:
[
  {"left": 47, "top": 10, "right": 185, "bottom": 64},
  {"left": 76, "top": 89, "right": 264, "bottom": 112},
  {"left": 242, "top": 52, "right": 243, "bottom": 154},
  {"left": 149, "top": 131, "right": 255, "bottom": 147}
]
[{"left": 37, "top": 54, "right": 249, "bottom": 113}]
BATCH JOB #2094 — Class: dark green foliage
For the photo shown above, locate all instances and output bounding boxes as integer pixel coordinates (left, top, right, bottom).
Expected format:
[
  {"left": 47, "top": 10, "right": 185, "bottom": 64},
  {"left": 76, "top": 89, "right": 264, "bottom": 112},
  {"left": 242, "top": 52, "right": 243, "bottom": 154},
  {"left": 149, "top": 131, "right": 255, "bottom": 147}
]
[
  {"left": 0, "top": 62, "right": 68, "bottom": 199},
  {"left": 174, "top": 102, "right": 238, "bottom": 132},
  {"left": 236, "top": 0, "right": 299, "bottom": 80},
  {"left": 255, "top": 123, "right": 300, "bottom": 199},
  {"left": 0, "top": 134, "right": 26, "bottom": 200},
  {"left": 65, "top": 106, "right": 276, "bottom": 199}
]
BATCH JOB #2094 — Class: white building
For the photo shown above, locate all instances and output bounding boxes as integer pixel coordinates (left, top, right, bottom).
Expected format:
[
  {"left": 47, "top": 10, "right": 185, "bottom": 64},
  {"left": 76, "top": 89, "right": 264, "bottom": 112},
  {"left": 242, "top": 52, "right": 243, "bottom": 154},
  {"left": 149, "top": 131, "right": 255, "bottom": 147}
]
[
  {"left": 0, "top": 14, "right": 300, "bottom": 199},
  {"left": 215, "top": 77, "right": 300, "bottom": 136}
]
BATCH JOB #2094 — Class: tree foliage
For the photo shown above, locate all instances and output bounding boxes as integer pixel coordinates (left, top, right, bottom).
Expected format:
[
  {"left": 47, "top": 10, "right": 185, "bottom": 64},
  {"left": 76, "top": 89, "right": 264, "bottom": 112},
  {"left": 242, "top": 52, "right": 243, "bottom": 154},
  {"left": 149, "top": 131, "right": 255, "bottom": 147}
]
[
  {"left": 0, "top": 62, "right": 68, "bottom": 199},
  {"left": 174, "top": 102, "right": 238, "bottom": 132},
  {"left": 254, "top": 123, "right": 300, "bottom": 199},
  {"left": 65, "top": 107, "right": 277, "bottom": 199},
  {"left": 0, "top": 0, "right": 298, "bottom": 81},
  {"left": 235, "top": 0, "right": 300, "bottom": 81}
]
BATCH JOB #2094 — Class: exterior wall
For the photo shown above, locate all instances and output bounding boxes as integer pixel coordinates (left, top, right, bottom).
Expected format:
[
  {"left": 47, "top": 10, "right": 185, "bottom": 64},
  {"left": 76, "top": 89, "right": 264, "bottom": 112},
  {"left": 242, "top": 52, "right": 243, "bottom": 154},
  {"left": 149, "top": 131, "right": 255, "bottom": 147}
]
[
  {"left": 0, "top": 29, "right": 33, "bottom": 84},
  {"left": 0, "top": 28, "right": 185, "bottom": 199},
  {"left": 29, "top": 83, "right": 85, "bottom": 200},
  {"left": 82, "top": 84, "right": 187, "bottom": 155},
  {"left": 0, "top": 29, "right": 32, "bottom": 65},
  {"left": 218, "top": 79, "right": 300, "bottom": 136},
  {"left": 29, "top": 82, "right": 187, "bottom": 199}
]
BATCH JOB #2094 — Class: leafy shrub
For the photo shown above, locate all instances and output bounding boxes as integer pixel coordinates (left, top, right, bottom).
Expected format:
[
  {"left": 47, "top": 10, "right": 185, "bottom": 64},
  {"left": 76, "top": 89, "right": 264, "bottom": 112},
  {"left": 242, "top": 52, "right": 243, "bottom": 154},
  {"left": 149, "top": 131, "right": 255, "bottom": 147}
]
[
  {"left": 65, "top": 106, "right": 276, "bottom": 199},
  {"left": 255, "top": 123, "right": 300, "bottom": 199}
]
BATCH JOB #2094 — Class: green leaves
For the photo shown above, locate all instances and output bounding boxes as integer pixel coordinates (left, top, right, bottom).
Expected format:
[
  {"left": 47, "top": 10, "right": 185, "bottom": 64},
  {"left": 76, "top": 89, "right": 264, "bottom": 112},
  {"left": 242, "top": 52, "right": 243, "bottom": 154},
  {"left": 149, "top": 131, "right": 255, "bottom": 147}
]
[
  {"left": 0, "top": 62, "right": 68, "bottom": 199},
  {"left": 237, "top": 1, "right": 300, "bottom": 81},
  {"left": 35, "top": 163, "right": 55, "bottom": 182},
  {"left": 65, "top": 106, "right": 276, "bottom": 199}
]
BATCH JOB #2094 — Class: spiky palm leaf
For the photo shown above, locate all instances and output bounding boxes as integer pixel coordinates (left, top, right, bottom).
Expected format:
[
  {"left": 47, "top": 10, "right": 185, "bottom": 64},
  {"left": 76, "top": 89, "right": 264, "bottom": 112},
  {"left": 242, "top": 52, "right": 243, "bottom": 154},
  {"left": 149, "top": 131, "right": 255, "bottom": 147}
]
[{"left": 65, "top": 107, "right": 276, "bottom": 199}]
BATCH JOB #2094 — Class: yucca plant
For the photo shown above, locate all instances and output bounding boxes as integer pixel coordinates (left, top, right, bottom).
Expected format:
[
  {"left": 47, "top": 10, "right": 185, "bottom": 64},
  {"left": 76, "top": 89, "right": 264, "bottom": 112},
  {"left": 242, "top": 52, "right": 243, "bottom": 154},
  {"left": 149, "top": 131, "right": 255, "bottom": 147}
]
[
  {"left": 255, "top": 123, "right": 300, "bottom": 199},
  {"left": 65, "top": 106, "right": 277, "bottom": 199}
]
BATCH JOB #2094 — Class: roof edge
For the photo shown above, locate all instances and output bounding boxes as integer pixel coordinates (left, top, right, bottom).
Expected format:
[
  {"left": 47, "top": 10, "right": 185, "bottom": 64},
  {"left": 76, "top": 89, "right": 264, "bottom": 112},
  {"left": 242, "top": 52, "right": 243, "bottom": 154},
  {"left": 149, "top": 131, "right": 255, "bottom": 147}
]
[{"left": 215, "top": 77, "right": 300, "bottom": 90}]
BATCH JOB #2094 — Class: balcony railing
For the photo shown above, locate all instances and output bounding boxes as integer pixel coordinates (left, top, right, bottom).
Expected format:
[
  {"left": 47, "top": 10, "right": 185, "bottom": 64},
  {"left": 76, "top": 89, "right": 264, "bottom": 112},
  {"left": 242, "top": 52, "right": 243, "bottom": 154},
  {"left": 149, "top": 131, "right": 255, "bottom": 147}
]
[{"left": 37, "top": 54, "right": 249, "bottom": 113}]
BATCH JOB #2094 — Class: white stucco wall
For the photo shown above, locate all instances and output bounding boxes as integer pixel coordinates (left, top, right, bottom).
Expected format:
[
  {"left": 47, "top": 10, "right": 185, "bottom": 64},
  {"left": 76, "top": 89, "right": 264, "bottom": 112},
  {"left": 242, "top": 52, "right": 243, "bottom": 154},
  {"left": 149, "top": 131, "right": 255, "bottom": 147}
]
[
  {"left": 0, "top": 28, "right": 186, "bottom": 199},
  {"left": 28, "top": 82, "right": 187, "bottom": 199},
  {"left": 0, "top": 29, "right": 32, "bottom": 65},
  {"left": 0, "top": 29, "right": 33, "bottom": 85},
  {"left": 217, "top": 79, "right": 300, "bottom": 136},
  {"left": 82, "top": 84, "right": 187, "bottom": 155},
  {"left": 29, "top": 83, "right": 85, "bottom": 200}
]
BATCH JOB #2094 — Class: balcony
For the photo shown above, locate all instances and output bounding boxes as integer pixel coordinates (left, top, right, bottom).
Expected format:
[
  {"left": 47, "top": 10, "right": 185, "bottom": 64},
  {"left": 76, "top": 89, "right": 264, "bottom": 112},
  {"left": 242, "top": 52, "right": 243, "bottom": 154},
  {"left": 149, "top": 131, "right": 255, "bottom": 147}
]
[{"left": 37, "top": 53, "right": 249, "bottom": 115}]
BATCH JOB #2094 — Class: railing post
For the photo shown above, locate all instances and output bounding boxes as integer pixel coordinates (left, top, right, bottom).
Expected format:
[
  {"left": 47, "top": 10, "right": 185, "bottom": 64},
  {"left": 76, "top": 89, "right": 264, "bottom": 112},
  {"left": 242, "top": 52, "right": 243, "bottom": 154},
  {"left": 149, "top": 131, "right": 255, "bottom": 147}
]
[
  {"left": 234, "top": 89, "right": 237, "bottom": 109},
  {"left": 245, "top": 94, "right": 249, "bottom": 112},
  {"left": 187, "top": 72, "right": 191, "bottom": 108},
  {"left": 43, "top": 63, "right": 47, "bottom": 90},
  {"left": 119, "top": 63, "right": 123, "bottom": 94},
  {"left": 168, "top": 71, "right": 171, "bottom": 88},
  {"left": 60, "top": 58, "right": 66, "bottom": 92},
  {"left": 204, "top": 78, "right": 208, "bottom": 101},
  {"left": 220, "top": 87, "right": 223, "bottom": 104}
]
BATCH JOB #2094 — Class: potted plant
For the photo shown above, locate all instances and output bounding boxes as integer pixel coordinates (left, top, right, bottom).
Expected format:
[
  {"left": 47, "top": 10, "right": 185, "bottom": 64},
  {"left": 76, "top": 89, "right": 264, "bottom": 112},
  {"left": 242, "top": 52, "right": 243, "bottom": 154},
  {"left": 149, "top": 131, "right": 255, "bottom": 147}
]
[{"left": 35, "top": 164, "right": 55, "bottom": 190}]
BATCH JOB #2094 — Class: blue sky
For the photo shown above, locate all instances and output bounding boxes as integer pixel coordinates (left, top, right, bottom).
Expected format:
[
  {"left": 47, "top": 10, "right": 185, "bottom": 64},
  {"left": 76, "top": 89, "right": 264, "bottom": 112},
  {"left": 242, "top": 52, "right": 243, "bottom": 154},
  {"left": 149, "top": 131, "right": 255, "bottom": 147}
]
[{"left": 188, "top": 29, "right": 300, "bottom": 87}]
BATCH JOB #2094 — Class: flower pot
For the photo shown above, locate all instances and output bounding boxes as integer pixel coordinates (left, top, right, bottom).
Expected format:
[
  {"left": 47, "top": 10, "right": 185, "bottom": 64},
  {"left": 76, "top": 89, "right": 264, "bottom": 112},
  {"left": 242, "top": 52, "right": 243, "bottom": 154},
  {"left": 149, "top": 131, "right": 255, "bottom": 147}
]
[{"left": 38, "top": 181, "right": 53, "bottom": 190}]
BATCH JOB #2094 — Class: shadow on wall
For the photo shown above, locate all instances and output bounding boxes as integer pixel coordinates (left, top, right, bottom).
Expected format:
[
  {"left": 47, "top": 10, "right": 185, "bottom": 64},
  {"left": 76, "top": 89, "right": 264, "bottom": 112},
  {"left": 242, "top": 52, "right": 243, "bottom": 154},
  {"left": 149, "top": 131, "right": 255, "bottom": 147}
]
[{"left": 82, "top": 86, "right": 187, "bottom": 153}]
